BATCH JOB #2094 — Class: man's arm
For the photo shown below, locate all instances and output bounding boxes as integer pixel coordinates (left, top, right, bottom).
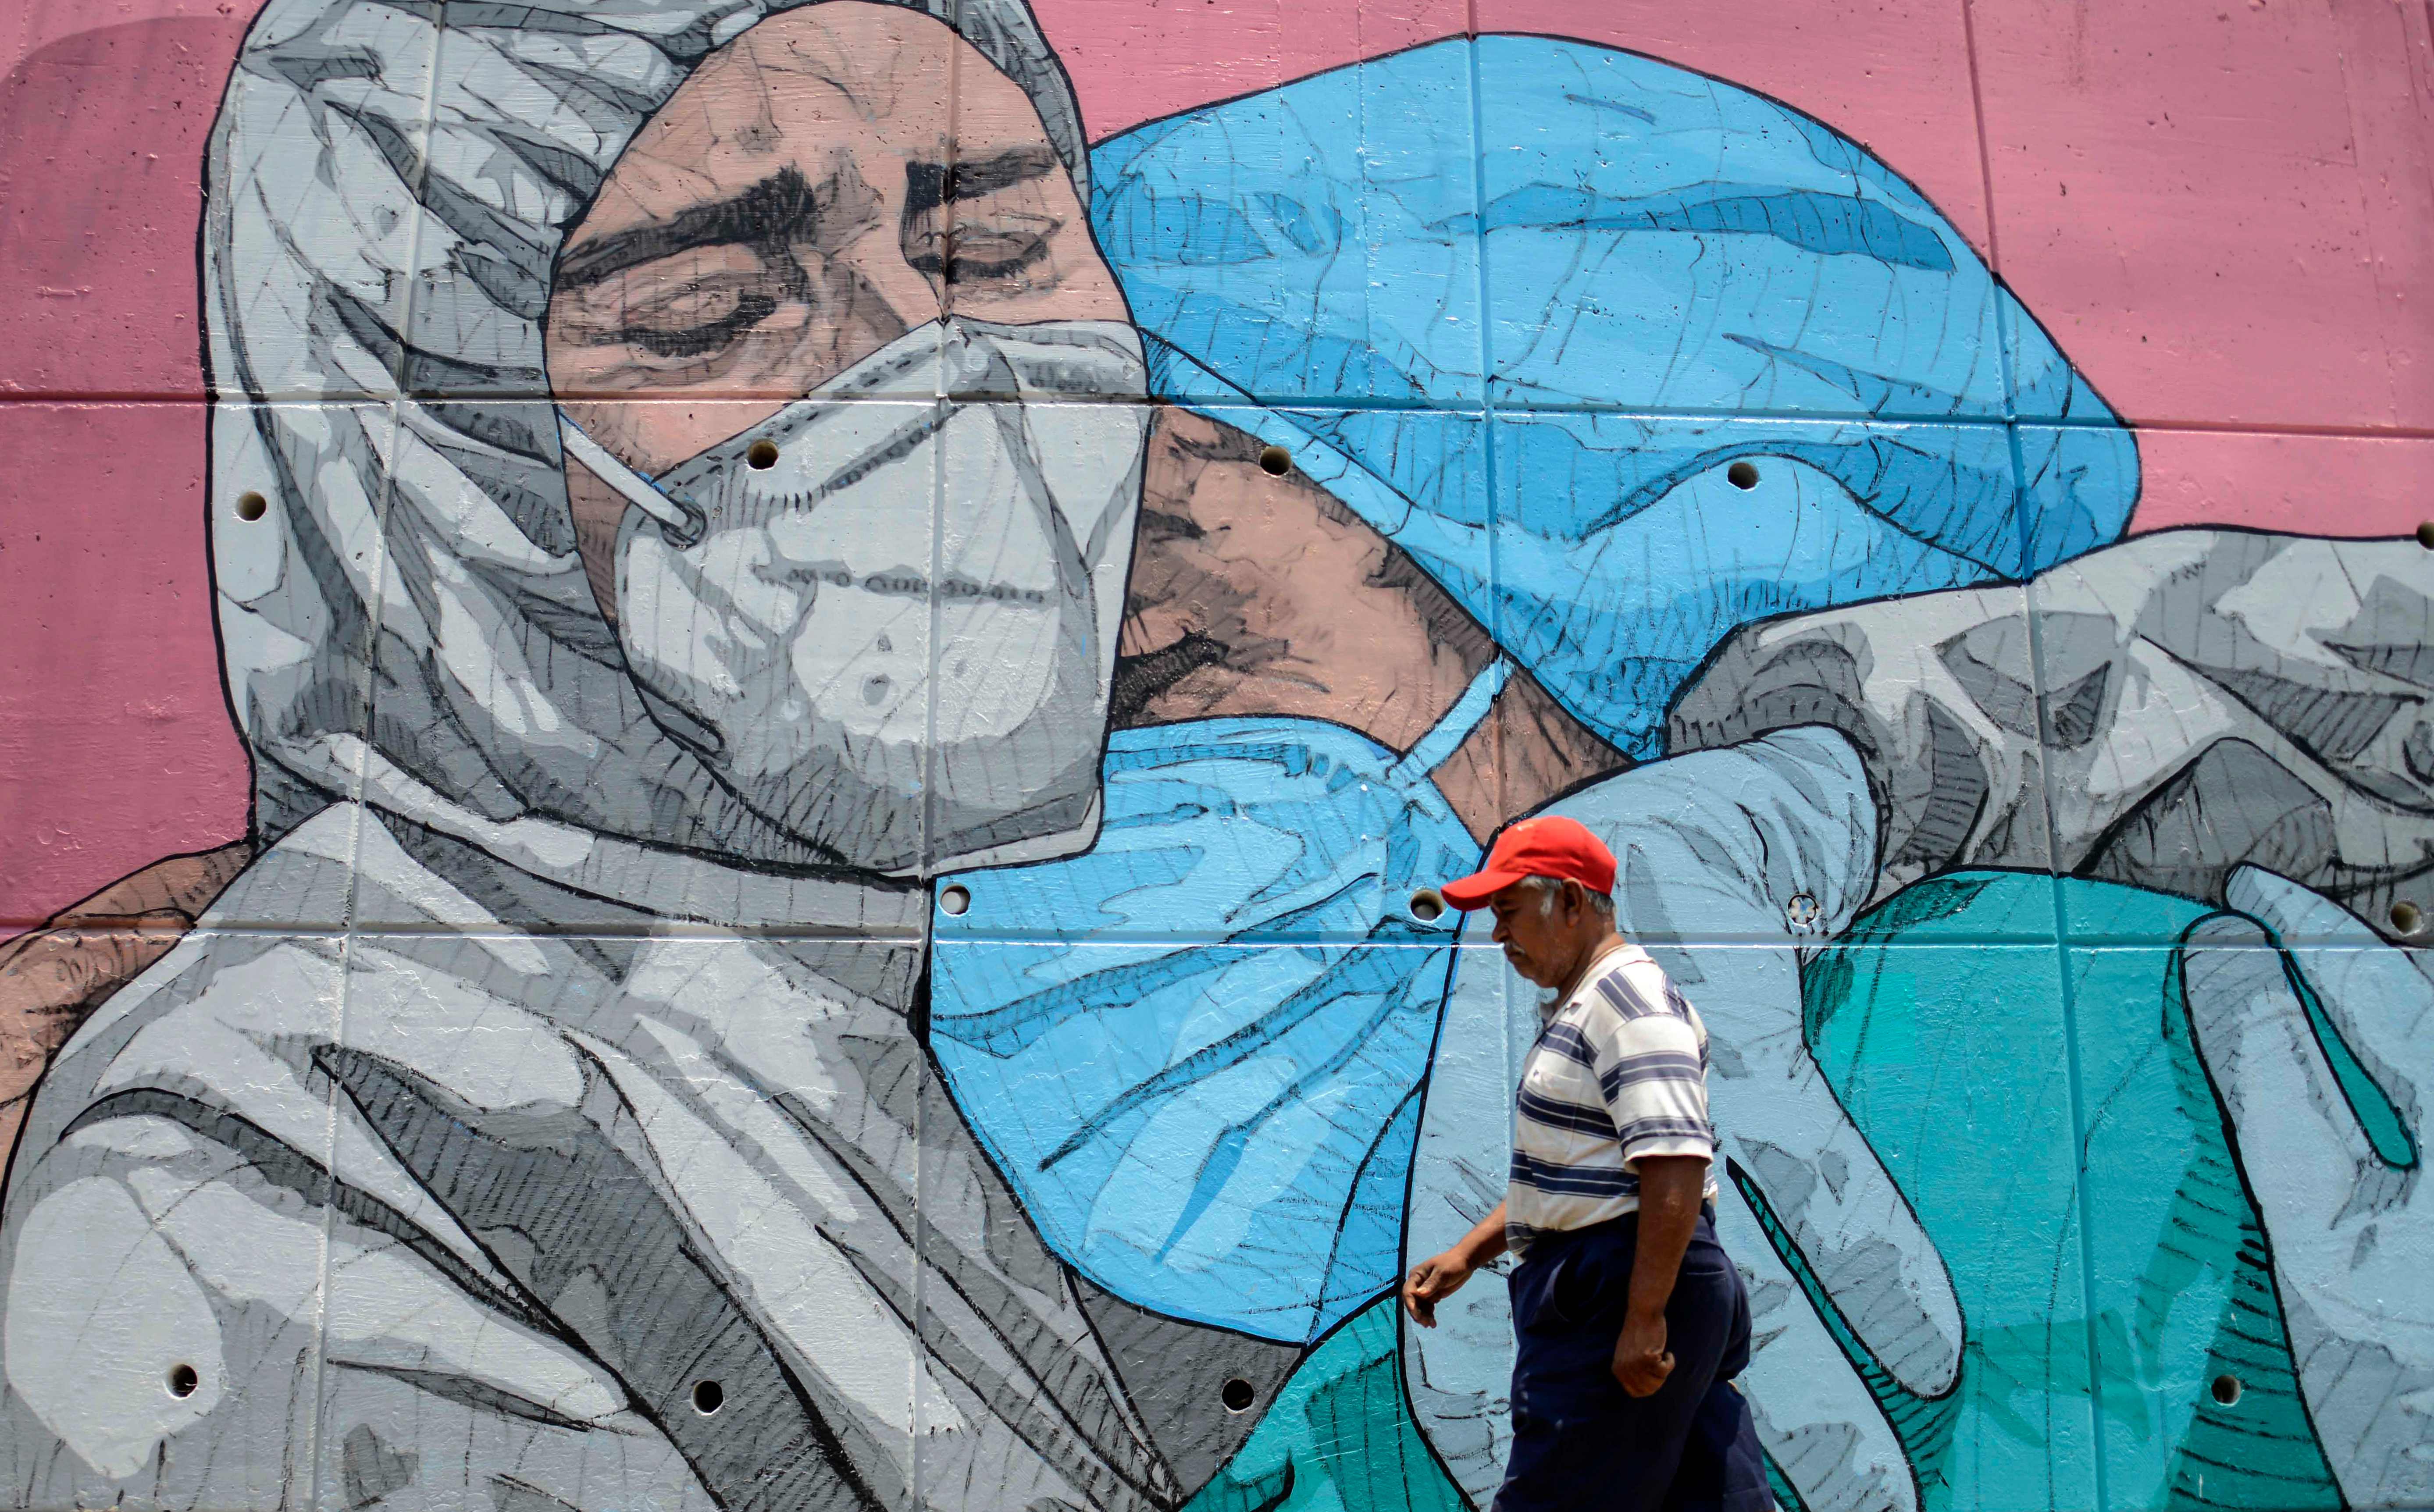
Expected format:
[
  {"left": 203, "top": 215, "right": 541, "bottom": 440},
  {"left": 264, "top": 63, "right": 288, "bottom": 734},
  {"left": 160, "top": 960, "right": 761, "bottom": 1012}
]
[{"left": 1614, "top": 1155, "right": 1707, "bottom": 1396}]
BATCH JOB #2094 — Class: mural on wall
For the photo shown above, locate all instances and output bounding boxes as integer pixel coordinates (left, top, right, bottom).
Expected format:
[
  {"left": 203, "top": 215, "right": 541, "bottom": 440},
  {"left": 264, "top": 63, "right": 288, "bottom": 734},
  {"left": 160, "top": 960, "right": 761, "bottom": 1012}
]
[{"left": 0, "top": 2, "right": 2427, "bottom": 1511}]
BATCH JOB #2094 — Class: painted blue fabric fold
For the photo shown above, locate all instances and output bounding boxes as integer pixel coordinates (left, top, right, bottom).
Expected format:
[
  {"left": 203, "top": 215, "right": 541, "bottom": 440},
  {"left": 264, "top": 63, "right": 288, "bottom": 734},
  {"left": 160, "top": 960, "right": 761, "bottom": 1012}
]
[
  {"left": 1091, "top": 33, "right": 2140, "bottom": 757},
  {"left": 935, "top": 719, "right": 1478, "bottom": 1342}
]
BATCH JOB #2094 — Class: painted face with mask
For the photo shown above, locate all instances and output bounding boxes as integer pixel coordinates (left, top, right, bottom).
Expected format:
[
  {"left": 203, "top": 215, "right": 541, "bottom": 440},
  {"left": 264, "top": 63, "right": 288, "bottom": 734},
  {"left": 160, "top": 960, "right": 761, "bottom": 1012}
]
[{"left": 546, "top": 2, "right": 1149, "bottom": 876}]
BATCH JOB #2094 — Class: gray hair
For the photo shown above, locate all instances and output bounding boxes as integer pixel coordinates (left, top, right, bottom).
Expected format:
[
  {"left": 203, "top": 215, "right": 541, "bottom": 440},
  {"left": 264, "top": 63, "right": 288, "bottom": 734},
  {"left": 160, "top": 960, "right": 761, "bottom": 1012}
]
[{"left": 1514, "top": 873, "right": 1617, "bottom": 918}]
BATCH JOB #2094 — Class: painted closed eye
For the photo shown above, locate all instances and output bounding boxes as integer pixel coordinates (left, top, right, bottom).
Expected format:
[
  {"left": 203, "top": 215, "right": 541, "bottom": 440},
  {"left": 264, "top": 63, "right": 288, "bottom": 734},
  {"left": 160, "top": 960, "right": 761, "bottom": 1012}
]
[
  {"left": 899, "top": 148, "right": 1066, "bottom": 290},
  {"left": 613, "top": 288, "right": 781, "bottom": 359},
  {"left": 556, "top": 247, "right": 798, "bottom": 363},
  {"left": 905, "top": 213, "right": 1060, "bottom": 285}
]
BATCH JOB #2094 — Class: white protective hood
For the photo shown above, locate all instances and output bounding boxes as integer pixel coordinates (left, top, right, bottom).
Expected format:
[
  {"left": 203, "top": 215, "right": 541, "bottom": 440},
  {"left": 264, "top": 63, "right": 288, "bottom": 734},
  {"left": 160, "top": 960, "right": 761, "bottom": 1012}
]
[{"left": 203, "top": 0, "right": 1098, "bottom": 918}]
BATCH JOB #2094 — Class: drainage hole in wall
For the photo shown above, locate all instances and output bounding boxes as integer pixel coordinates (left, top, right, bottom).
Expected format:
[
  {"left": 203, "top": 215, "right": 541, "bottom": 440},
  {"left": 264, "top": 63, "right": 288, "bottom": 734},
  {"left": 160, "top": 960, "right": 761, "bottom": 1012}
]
[
  {"left": 939, "top": 884, "right": 971, "bottom": 917},
  {"left": 2419, "top": 522, "right": 2434, "bottom": 550},
  {"left": 2209, "top": 1373, "right": 2242, "bottom": 1407},
  {"left": 747, "top": 439, "right": 780, "bottom": 470},
  {"left": 167, "top": 1364, "right": 199, "bottom": 1399},
  {"left": 693, "top": 1380, "right": 724, "bottom": 1415},
  {"left": 2394, "top": 900, "right": 2423, "bottom": 936},
  {"left": 1221, "top": 1378, "right": 1255, "bottom": 1413},
  {"left": 1259, "top": 445, "right": 1292, "bottom": 477},
  {"left": 235, "top": 491, "right": 268, "bottom": 521},
  {"left": 1409, "top": 889, "right": 1446, "bottom": 923},
  {"left": 1727, "top": 461, "right": 1760, "bottom": 491}
]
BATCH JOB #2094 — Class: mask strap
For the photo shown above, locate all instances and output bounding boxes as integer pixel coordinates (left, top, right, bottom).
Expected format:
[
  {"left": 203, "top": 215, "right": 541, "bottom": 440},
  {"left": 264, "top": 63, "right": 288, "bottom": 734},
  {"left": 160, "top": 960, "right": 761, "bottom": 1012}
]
[
  {"left": 556, "top": 412, "right": 704, "bottom": 545},
  {"left": 1388, "top": 656, "right": 1514, "bottom": 787}
]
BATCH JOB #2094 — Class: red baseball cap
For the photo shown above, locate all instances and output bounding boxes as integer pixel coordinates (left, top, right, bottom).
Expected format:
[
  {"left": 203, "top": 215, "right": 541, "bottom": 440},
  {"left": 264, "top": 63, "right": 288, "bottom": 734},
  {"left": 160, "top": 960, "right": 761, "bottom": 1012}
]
[{"left": 1440, "top": 815, "right": 1617, "bottom": 909}]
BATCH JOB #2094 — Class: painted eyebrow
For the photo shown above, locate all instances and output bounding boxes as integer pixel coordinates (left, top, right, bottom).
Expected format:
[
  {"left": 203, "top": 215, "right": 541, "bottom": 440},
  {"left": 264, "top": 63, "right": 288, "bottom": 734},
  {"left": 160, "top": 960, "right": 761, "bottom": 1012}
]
[
  {"left": 901, "top": 146, "right": 1061, "bottom": 221},
  {"left": 555, "top": 165, "right": 821, "bottom": 290}
]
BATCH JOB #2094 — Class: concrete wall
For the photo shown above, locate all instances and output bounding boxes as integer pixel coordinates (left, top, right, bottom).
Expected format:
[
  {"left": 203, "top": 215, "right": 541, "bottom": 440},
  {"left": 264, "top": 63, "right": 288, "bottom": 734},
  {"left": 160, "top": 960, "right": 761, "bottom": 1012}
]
[{"left": 0, "top": 1, "right": 2427, "bottom": 1508}]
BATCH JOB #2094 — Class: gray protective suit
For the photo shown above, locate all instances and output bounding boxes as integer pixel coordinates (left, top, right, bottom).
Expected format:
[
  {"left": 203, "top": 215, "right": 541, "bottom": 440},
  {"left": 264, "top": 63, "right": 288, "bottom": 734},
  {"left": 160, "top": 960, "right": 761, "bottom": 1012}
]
[{"left": 0, "top": 2, "right": 1283, "bottom": 1510}]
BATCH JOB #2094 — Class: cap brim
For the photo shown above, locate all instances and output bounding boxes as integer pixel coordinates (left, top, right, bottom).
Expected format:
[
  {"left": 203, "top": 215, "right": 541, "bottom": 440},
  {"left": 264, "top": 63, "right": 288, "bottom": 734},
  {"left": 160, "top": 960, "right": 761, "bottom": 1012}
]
[{"left": 1439, "top": 867, "right": 1527, "bottom": 910}]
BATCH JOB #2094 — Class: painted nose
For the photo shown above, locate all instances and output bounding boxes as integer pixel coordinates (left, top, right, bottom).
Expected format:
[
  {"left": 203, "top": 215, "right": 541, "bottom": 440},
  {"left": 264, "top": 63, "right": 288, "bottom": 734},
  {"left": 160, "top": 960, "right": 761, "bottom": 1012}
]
[
  {"left": 770, "top": 238, "right": 939, "bottom": 397},
  {"left": 842, "top": 234, "right": 948, "bottom": 342}
]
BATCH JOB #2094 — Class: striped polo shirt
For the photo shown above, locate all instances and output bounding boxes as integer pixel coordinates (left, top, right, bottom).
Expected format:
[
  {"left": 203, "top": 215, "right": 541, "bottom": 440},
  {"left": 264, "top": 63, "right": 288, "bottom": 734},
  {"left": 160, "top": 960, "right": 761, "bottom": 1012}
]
[{"left": 1507, "top": 943, "right": 1719, "bottom": 1255}]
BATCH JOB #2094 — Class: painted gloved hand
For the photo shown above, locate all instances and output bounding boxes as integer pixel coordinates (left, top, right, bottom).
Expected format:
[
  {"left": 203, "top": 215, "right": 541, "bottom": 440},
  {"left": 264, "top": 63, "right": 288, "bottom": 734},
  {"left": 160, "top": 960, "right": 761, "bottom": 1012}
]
[
  {"left": 1403, "top": 726, "right": 1956, "bottom": 1510},
  {"left": 0, "top": 843, "right": 251, "bottom": 1172},
  {"left": 2182, "top": 866, "right": 2434, "bottom": 1507}
]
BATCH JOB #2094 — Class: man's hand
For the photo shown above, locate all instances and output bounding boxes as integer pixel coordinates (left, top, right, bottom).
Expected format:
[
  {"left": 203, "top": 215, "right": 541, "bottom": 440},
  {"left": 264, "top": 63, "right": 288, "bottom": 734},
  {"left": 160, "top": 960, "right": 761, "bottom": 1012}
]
[
  {"left": 1405, "top": 1200, "right": 1508, "bottom": 1327},
  {"left": 1403, "top": 1251, "right": 1476, "bottom": 1328},
  {"left": 1614, "top": 1307, "right": 1673, "bottom": 1396}
]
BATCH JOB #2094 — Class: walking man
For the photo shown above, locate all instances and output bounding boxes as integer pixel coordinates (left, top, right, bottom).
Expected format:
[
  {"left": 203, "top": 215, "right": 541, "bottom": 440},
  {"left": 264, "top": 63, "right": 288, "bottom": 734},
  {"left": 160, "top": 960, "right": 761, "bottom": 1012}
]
[{"left": 1404, "top": 817, "right": 1774, "bottom": 1512}]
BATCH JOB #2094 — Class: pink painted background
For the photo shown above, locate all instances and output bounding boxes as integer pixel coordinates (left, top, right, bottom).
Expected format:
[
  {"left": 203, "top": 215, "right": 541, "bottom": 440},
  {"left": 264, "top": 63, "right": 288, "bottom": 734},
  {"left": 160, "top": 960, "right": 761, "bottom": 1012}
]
[{"left": 1, "top": 0, "right": 2429, "bottom": 925}]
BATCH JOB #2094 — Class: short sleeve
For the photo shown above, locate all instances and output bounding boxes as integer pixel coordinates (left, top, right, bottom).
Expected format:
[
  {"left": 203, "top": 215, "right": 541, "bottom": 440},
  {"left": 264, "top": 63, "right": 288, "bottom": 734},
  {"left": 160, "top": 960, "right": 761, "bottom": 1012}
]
[{"left": 1588, "top": 967, "right": 1714, "bottom": 1167}]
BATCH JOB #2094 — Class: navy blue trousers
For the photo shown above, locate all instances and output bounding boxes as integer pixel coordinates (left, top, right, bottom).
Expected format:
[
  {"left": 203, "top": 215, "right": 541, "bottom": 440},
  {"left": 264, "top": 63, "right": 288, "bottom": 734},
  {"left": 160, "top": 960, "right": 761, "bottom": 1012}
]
[{"left": 1493, "top": 1210, "right": 1774, "bottom": 1512}]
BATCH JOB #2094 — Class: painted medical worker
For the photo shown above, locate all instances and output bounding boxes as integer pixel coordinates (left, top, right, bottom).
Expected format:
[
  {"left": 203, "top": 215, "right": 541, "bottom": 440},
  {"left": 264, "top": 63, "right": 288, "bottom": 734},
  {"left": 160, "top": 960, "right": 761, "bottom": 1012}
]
[
  {"left": 0, "top": 4, "right": 1929, "bottom": 1508},
  {"left": 1404, "top": 817, "right": 1769, "bottom": 1512},
  {"left": 7, "top": 11, "right": 2429, "bottom": 1512}
]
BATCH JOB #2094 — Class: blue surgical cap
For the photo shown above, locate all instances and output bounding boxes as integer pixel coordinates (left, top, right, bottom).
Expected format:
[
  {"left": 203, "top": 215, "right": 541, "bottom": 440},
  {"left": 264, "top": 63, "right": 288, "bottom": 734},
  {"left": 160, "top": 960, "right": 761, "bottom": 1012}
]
[{"left": 1091, "top": 35, "right": 2138, "bottom": 757}]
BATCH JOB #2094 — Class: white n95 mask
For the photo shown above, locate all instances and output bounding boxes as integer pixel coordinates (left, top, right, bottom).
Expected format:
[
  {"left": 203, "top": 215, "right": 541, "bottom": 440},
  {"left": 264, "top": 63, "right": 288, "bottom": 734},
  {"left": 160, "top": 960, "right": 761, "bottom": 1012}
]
[{"left": 557, "top": 318, "right": 1151, "bottom": 876}]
